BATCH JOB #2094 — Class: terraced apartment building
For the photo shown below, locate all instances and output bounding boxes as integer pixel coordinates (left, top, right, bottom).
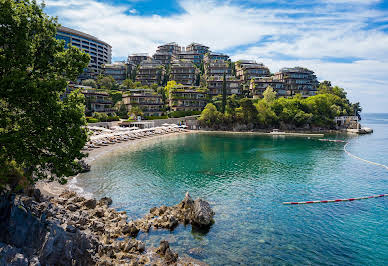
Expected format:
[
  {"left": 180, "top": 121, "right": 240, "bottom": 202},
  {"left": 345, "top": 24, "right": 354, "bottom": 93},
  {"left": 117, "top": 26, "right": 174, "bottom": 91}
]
[
  {"left": 169, "top": 85, "right": 208, "bottom": 112},
  {"left": 249, "top": 77, "right": 287, "bottom": 98},
  {"left": 235, "top": 60, "right": 270, "bottom": 82},
  {"left": 204, "top": 59, "right": 232, "bottom": 77},
  {"left": 170, "top": 60, "right": 199, "bottom": 86},
  {"left": 135, "top": 59, "right": 165, "bottom": 86},
  {"left": 274, "top": 67, "right": 319, "bottom": 97},
  {"left": 122, "top": 89, "right": 164, "bottom": 117},
  {"left": 128, "top": 53, "right": 151, "bottom": 66},
  {"left": 101, "top": 62, "right": 129, "bottom": 83},
  {"left": 204, "top": 52, "right": 230, "bottom": 63},
  {"left": 176, "top": 43, "right": 210, "bottom": 65},
  {"left": 206, "top": 76, "right": 242, "bottom": 96},
  {"left": 153, "top": 42, "right": 181, "bottom": 66}
]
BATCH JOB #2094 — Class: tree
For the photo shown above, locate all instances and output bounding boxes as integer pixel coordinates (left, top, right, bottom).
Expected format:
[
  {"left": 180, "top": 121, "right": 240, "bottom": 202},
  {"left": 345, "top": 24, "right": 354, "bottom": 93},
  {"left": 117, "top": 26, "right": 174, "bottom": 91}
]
[
  {"left": 82, "top": 79, "right": 97, "bottom": 88},
  {"left": 109, "top": 91, "right": 122, "bottom": 105},
  {"left": 263, "top": 86, "right": 277, "bottom": 103},
  {"left": 0, "top": 0, "right": 90, "bottom": 186},
  {"left": 352, "top": 102, "right": 362, "bottom": 120},
  {"left": 114, "top": 101, "right": 128, "bottom": 119},
  {"left": 164, "top": 80, "right": 177, "bottom": 96},
  {"left": 97, "top": 75, "right": 115, "bottom": 90},
  {"left": 237, "top": 98, "right": 258, "bottom": 124},
  {"left": 221, "top": 72, "right": 227, "bottom": 114},
  {"left": 129, "top": 106, "right": 143, "bottom": 118},
  {"left": 198, "top": 103, "right": 222, "bottom": 127},
  {"left": 121, "top": 79, "right": 134, "bottom": 90}
]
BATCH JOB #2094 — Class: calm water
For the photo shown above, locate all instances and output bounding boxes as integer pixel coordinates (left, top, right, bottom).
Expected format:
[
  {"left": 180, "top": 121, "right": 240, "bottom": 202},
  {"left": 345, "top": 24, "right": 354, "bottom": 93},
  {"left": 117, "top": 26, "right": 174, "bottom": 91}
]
[{"left": 77, "top": 113, "right": 388, "bottom": 265}]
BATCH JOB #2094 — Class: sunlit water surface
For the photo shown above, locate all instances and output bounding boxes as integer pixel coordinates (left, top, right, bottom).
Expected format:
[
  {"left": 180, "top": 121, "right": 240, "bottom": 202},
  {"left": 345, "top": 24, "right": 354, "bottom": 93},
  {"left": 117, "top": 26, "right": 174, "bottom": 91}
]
[{"left": 77, "top": 113, "right": 388, "bottom": 265}]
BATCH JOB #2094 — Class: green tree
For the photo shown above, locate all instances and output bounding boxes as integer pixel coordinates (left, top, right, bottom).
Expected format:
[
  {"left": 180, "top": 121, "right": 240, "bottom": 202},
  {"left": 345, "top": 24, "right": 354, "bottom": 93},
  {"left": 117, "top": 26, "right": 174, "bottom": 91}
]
[
  {"left": 114, "top": 101, "right": 128, "bottom": 119},
  {"left": 0, "top": 0, "right": 90, "bottom": 186},
  {"left": 109, "top": 91, "right": 122, "bottom": 105},
  {"left": 221, "top": 72, "right": 227, "bottom": 113},
  {"left": 97, "top": 75, "right": 115, "bottom": 90},
  {"left": 82, "top": 79, "right": 97, "bottom": 88},
  {"left": 237, "top": 98, "right": 258, "bottom": 124},
  {"left": 129, "top": 106, "right": 144, "bottom": 118},
  {"left": 164, "top": 80, "right": 177, "bottom": 96},
  {"left": 121, "top": 78, "right": 134, "bottom": 90},
  {"left": 198, "top": 103, "right": 222, "bottom": 127},
  {"left": 263, "top": 86, "right": 277, "bottom": 103}
]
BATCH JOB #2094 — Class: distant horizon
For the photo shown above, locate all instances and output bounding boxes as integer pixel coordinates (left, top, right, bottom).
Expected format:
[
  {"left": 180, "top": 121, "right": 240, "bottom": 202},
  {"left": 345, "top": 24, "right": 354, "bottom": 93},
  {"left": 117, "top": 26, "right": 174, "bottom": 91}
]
[{"left": 43, "top": 0, "right": 388, "bottom": 113}]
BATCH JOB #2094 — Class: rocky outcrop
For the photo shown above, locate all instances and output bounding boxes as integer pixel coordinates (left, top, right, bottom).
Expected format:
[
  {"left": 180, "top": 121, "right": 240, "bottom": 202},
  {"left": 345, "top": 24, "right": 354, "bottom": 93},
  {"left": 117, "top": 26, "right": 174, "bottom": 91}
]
[
  {"left": 135, "top": 192, "right": 215, "bottom": 232},
  {"left": 0, "top": 189, "right": 198, "bottom": 266},
  {"left": 191, "top": 199, "right": 215, "bottom": 227}
]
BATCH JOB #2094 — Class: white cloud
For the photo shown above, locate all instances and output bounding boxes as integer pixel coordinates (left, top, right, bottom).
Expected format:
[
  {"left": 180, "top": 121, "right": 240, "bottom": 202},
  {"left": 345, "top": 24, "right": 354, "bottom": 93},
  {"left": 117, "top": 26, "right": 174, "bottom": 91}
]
[{"left": 44, "top": 0, "right": 388, "bottom": 112}]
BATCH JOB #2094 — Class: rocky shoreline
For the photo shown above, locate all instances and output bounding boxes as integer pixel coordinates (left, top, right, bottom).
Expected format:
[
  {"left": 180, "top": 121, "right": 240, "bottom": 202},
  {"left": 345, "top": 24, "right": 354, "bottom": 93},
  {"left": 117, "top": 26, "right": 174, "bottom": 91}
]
[{"left": 0, "top": 188, "right": 213, "bottom": 265}]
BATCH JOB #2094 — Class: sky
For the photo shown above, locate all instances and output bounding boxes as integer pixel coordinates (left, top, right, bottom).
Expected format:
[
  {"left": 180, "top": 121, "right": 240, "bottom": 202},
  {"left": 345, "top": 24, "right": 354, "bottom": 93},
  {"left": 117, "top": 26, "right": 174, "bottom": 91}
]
[{"left": 43, "top": 0, "right": 388, "bottom": 113}]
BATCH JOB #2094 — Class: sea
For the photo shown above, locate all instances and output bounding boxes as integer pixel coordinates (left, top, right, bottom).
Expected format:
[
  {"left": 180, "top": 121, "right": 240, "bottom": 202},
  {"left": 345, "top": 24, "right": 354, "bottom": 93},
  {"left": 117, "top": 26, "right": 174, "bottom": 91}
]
[{"left": 76, "top": 113, "right": 388, "bottom": 265}]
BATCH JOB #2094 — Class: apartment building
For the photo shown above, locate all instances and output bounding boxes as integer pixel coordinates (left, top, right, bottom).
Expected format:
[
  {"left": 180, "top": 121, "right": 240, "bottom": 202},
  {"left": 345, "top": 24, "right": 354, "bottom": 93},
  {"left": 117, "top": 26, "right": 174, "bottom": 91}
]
[
  {"left": 156, "top": 42, "right": 181, "bottom": 54},
  {"left": 204, "top": 52, "right": 230, "bottom": 63},
  {"left": 169, "top": 85, "right": 208, "bottom": 112},
  {"left": 135, "top": 59, "right": 165, "bottom": 86},
  {"left": 101, "top": 62, "right": 129, "bottom": 83},
  {"left": 274, "top": 67, "right": 319, "bottom": 97},
  {"left": 249, "top": 77, "right": 287, "bottom": 98},
  {"left": 235, "top": 60, "right": 270, "bottom": 82},
  {"left": 176, "top": 43, "right": 210, "bottom": 65},
  {"left": 186, "top": 43, "right": 210, "bottom": 55},
  {"left": 170, "top": 60, "right": 199, "bottom": 86},
  {"left": 206, "top": 76, "right": 242, "bottom": 96},
  {"left": 204, "top": 59, "right": 232, "bottom": 77},
  {"left": 122, "top": 89, "right": 164, "bottom": 117},
  {"left": 56, "top": 26, "right": 112, "bottom": 80},
  {"left": 128, "top": 53, "right": 151, "bottom": 66}
]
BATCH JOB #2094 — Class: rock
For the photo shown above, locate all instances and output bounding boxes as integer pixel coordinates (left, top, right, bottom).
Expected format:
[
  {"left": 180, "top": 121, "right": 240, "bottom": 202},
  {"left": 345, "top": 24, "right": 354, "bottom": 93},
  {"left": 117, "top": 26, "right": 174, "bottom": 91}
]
[
  {"left": 180, "top": 192, "right": 194, "bottom": 209},
  {"left": 99, "top": 197, "right": 112, "bottom": 207},
  {"left": 164, "top": 247, "right": 178, "bottom": 263},
  {"left": 84, "top": 199, "right": 96, "bottom": 209},
  {"left": 66, "top": 204, "right": 79, "bottom": 212},
  {"left": 27, "top": 188, "right": 42, "bottom": 203},
  {"left": 78, "top": 160, "right": 91, "bottom": 173},
  {"left": 156, "top": 240, "right": 169, "bottom": 256},
  {"left": 191, "top": 199, "right": 215, "bottom": 227},
  {"left": 156, "top": 240, "right": 178, "bottom": 263},
  {"left": 122, "top": 222, "right": 139, "bottom": 237},
  {"left": 94, "top": 208, "right": 105, "bottom": 218},
  {"left": 92, "top": 221, "right": 105, "bottom": 232}
]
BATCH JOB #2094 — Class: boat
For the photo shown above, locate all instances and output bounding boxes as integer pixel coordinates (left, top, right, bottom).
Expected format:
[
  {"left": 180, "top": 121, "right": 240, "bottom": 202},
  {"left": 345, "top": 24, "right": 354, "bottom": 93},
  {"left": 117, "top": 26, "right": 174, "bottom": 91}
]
[{"left": 269, "top": 129, "right": 286, "bottom": 135}]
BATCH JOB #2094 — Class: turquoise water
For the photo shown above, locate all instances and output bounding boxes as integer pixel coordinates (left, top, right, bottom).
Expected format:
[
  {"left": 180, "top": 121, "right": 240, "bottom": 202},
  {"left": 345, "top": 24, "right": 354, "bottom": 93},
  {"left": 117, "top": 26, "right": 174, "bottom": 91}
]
[{"left": 77, "top": 114, "right": 388, "bottom": 265}]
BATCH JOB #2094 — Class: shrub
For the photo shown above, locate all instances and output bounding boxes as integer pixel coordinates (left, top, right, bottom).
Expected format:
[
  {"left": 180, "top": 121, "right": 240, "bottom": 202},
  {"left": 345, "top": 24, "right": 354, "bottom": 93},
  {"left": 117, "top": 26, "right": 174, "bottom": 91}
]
[{"left": 86, "top": 117, "right": 99, "bottom": 123}]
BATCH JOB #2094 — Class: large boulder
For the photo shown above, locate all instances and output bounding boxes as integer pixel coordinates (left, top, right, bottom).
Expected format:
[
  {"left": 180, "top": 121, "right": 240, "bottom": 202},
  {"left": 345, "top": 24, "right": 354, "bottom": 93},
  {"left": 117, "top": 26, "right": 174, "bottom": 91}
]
[{"left": 190, "top": 199, "right": 215, "bottom": 227}]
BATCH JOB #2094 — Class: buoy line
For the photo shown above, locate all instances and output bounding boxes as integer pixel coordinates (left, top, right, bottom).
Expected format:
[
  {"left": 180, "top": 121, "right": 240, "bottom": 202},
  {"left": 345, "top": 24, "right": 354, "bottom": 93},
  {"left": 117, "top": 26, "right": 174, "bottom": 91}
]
[
  {"left": 343, "top": 142, "right": 388, "bottom": 171},
  {"left": 283, "top": 140, "right": 388, "bottom": 205}
]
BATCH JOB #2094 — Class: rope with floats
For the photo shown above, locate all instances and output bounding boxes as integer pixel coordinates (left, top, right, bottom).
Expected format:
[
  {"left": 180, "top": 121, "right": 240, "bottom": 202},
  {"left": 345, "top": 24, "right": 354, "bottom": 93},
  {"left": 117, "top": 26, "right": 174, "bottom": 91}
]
[{"left": 283, "top": 140, "right": 388, "bottom": 205}]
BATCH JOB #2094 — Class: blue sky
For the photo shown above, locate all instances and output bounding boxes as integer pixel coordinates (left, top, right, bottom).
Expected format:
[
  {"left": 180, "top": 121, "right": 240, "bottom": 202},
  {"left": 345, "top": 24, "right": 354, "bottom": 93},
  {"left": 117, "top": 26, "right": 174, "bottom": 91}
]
[{"left": 44, "top": 0, "right": 388, "bottom": 113}]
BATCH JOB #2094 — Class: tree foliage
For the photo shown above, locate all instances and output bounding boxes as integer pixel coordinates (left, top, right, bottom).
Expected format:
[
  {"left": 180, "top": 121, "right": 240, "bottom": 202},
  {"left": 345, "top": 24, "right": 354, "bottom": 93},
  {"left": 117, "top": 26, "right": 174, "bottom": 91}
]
[
  {"left": 82, "top": 79, "right": 97, "bottom": 88},
  {"left": 0, "top": 0, "right": 90, "bottom": 186},
  {"left": 97, "top": 75, "right": 115, "bottom": 90},
  {"left": 199, "top": 83, "right": 358, "bottom": 130}
]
